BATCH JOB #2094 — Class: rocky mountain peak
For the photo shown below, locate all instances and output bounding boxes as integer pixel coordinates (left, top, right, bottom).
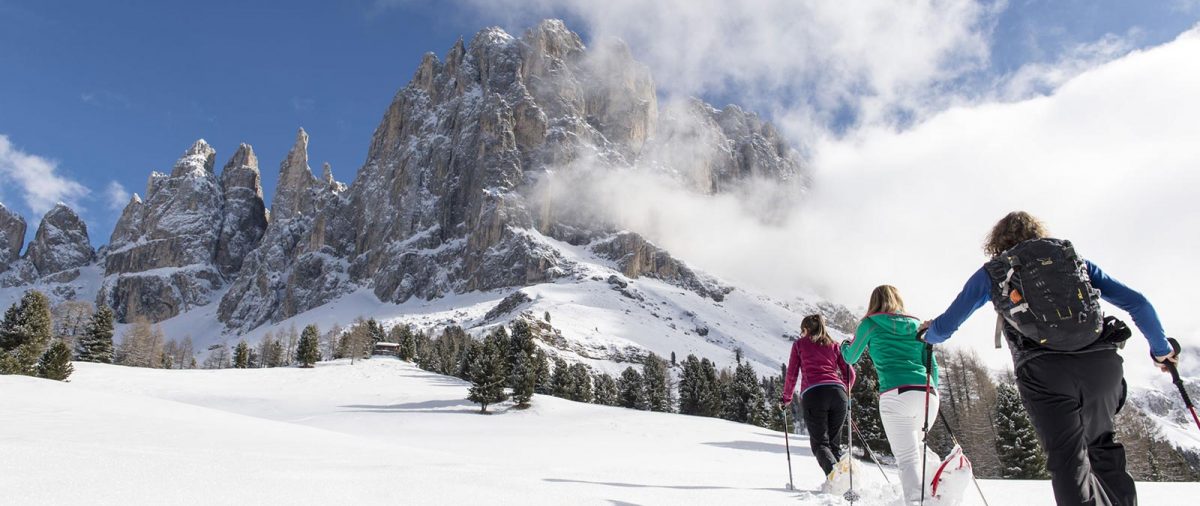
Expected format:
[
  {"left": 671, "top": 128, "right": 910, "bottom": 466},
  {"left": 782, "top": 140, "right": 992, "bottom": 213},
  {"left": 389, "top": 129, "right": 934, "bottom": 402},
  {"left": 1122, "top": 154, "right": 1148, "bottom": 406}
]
[
  {"left": 171, "top": 139, "right": 217, "bottom": 177},
  {"left": 25, "top": 203, "right": 94, "bottom": 277},
  {"left": 216, "top": 143, "right": 268, "bottom": 277},
  {"left": 0, "top": 202, "right": 27, "bottom": 270},
  {"left": 272, "top": 128, "right": 322, "bottom": 221},
  {"left": 321, "top": 162, "right": 334, "bottom": 185}
]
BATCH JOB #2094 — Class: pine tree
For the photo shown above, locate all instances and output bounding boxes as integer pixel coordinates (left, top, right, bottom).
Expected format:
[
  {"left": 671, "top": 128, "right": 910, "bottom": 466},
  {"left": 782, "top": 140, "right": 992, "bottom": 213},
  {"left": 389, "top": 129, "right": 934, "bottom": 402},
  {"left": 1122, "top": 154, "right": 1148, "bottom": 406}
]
[
  {"left": 506, "top": 321, "right": 537, "bottom": 408},
  {"left": 568, "top": 363, "right": 593, "bottom": 403},
  {"left": 367, "top": 319, "right": 385, "bottom": 346},
  {"left": 994, "top": 383, "right": 1048, "bottom": 479},
  {"left": 390, "top": 324, "right": 417, "bottom": 361},
  {"left": 678, "top": 354, "right": 705, "bottom": 415},
  {"left": 698, "top": 358, "right": 722, "bottom": 417},
  {"left": 593, "top": 373, "right": 619, "bottom": 406},
  {"left": 617, "top": 367, "right": 645, "bottom": 410},
  {"left": 37, "top": 340, "right": 74, "bottom": 381},
  {"left": 510, "top": 349, "right": 537, "bottom": 408},
  {"left": 550, "top": 357, "right": 576, "bottom": 399},
  {"left": 642, "top": 353, "right": 671, "bottom": 412},
  {"left": 76, "top": 305, "right": 115, "bottom": 363},
  {"left": 467, "top": 335, "right": 508, "bottom": 413},
  {"left": 233, "top": 341, "right": 251, "bottom": 368},
  {"left": 724, "top": 359, "right": 768, "bottom": 425},
  {"left": 297, "top": 324, "right": 321, "bottom": 367},
  {"left": 850, "top": 351, "right": 889, "bottom": 456},
  {"left": 764, "top": 367, "right": 788, "bottom": 432},
  {"left": 0, "top": 290, "right": 54, "bottom": 375},
  {"left": 533, "top": 349, "right": 552, "bottom": 395}
]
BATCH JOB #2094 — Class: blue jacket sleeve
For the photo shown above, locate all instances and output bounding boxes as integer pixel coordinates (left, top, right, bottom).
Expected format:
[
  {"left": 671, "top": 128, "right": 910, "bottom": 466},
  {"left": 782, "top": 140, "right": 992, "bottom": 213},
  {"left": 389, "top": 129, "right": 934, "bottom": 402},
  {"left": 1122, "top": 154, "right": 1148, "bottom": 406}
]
[
  {"left": 1086, "top": 261, "right": 1172, "bottom": 357},
  {"left": 925, "top": 266, "right": 991, "bottom": 344}
]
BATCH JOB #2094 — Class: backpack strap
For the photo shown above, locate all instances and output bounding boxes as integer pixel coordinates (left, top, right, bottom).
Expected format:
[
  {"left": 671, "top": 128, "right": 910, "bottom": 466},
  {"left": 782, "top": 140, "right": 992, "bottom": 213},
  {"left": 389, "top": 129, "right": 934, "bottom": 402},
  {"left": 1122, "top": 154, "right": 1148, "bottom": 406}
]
[{"left": 994, "top": 314, "right": 1005, "bottom": 349}]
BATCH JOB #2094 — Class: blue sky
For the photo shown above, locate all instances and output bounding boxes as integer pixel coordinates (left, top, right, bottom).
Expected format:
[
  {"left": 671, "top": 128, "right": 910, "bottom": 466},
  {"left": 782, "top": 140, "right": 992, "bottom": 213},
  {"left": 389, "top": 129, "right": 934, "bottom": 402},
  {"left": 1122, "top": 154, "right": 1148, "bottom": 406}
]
[{"left": 1, "top": 0, "right": 1198, "bottom": 247}]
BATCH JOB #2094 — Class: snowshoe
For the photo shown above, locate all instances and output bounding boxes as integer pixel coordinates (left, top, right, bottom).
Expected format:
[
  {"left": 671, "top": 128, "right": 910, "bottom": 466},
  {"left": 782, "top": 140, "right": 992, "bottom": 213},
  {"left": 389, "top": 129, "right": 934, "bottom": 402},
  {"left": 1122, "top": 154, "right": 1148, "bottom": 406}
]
[
  {"left": 823, "top": 454, "right": 863, "bottom": 497},
  {"left": 925, "top": 444, "right": 973, "bottom": 505}
]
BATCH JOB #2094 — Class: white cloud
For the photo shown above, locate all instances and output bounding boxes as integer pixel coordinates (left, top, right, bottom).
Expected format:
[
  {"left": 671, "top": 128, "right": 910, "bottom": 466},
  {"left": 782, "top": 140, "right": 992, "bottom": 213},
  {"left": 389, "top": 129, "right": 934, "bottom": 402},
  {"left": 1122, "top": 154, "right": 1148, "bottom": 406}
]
[
  {"left": 529, "top": 26, "right": 1200, "bottom": 381},
  {"left": 0, "top": 134, "right": 89, "bottom": 216},
  {"left": 996, "top": 32, "right": 1136, "bottom": 100},
  {"left": 457, "top": 0, "right": 999, "bottom": 142},
  {"left": 105, "top": 181, "right": 130, "bottom": 210}
]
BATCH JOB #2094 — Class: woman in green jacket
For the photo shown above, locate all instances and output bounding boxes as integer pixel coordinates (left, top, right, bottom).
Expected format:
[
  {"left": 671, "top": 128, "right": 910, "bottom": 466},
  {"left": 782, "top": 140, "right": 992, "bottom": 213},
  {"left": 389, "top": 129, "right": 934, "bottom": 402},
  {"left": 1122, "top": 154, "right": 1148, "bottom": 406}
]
[{"left": 841, "top": 285, "right": 939, "bottom": 503}]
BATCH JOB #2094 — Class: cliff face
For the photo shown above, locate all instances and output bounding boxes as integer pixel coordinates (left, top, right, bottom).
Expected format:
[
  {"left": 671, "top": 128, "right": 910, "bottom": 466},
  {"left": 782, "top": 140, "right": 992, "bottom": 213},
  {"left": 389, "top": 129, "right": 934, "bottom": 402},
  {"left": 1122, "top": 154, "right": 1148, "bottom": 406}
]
[{"left": 0, "top": 203, "right": 26, "bottom": 272}]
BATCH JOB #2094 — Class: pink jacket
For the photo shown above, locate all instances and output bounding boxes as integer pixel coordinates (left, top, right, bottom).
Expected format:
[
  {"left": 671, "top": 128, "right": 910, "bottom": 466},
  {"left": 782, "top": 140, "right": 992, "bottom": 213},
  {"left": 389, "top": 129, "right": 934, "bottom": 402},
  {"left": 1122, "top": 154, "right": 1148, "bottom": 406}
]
[{"left": 781, "top": 336, "right": 855, "bottom": 403}]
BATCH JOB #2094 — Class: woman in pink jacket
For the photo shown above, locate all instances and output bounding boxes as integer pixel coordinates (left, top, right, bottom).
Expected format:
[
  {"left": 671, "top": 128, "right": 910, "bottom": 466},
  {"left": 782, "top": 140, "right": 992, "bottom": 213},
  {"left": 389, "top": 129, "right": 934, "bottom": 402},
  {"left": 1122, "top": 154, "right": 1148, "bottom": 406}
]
[{"left": 780, "top": 314, "right": 857, "bottom": 476}]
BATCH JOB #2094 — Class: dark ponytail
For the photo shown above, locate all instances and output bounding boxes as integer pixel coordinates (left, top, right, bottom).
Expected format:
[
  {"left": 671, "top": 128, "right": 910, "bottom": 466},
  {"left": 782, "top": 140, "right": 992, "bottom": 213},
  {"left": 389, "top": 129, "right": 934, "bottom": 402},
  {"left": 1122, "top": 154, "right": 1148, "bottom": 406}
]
[{"left": 802, "top": 314, "right": 833, "bottom": 346}]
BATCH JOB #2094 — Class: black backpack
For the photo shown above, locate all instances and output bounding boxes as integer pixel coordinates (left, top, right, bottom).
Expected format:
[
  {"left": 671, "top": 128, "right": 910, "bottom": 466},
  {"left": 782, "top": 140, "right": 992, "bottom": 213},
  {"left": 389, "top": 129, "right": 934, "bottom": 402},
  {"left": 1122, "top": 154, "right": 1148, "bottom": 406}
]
[{"left": 984, "top": 238, "right": 1104, "bottom": 351}]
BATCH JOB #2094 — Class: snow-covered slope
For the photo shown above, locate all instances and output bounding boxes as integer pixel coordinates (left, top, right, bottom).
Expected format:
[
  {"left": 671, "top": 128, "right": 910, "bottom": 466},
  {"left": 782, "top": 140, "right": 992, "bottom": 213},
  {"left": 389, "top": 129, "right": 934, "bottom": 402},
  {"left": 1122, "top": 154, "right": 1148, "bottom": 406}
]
[
  {"left": 4, "top": 360, "right": 1198, "bottom": 505},
  {"left": 153, "top": 228, "right": 820, "bottom": 376}
]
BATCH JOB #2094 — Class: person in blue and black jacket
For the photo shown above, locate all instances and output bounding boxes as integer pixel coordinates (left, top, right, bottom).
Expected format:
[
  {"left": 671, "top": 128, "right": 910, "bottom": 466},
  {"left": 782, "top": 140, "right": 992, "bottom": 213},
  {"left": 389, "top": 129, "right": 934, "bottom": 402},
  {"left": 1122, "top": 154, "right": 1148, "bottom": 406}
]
[{"left": 920, "top": 211, "right": 1178, "bottom": 506}]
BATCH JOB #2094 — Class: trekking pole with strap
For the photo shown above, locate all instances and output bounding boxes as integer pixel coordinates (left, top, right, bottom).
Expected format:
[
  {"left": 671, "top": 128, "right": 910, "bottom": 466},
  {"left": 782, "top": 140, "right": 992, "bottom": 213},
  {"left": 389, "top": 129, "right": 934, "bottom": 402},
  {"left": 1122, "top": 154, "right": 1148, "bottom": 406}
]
[
  {"left": 844, "top": 388, "right": 859, "bottom": 503},
  {"left": 935, "top": 410, "right": 992, "bottom": 506},
  {"left": 781, "top": 405, "right": 795, "bottom": 491},
  {"left": 1160, "top": 337, "right": 1200, "bottom": 431},
  {"left": 851, "top": 419, "right": 892, "bottom": 485},
  {"left": 918, "top": 331, "right": 933, "bottom": 506}
]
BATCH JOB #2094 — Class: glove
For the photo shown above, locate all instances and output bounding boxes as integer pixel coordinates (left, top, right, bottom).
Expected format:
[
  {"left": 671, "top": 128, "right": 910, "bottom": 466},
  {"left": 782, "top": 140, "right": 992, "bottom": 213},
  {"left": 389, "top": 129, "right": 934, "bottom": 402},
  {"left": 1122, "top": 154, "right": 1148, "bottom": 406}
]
[{"left": 1153, "top": 337, "right": 1182, "bottom": 373}]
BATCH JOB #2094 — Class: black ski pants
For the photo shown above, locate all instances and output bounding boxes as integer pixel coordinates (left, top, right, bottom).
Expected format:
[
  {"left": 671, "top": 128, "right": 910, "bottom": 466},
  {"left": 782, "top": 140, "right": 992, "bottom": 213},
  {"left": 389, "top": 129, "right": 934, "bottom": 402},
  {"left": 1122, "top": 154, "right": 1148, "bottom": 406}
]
[
  {"left": 1017, "top": 350, "right": 1136, "bottom": 506},
  {"left": 802, "top": 384, "right": 848, "bottom": 476}
]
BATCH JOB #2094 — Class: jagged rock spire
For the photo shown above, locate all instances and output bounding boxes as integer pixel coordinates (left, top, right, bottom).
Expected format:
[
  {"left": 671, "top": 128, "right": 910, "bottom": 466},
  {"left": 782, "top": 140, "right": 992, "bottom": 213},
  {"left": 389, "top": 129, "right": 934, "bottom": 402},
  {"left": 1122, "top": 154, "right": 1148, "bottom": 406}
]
[
  {"left": 272, "top": 128, "right": 320, "bottom": 221},
  {"left": 0, "top": 202, "right": 27, "bottom": 270}
]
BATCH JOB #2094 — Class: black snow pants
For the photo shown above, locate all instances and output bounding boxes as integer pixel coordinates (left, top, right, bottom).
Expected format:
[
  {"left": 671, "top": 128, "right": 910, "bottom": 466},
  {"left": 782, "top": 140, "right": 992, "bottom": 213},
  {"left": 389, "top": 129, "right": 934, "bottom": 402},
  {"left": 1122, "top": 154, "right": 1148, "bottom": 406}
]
[
  {"left": 1017, "top": 350, "right": 1137, "bottom": 506},
  {"left": 802, "top": 384, "right": 848, "bottom": 476}
]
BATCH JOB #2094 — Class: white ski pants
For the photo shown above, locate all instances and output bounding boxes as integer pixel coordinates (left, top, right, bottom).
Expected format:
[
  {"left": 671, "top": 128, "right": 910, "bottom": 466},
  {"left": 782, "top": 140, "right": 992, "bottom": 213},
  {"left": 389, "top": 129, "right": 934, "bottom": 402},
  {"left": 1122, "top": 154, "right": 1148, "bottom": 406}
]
[{"left": 880, "top": 388, "right": 940, "bottom": 503}]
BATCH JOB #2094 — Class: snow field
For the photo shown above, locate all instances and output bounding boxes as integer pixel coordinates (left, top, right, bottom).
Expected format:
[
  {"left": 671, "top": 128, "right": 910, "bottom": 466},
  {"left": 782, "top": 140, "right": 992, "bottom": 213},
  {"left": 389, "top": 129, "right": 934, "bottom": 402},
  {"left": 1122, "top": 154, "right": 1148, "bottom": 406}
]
[{"left": 5, "top": 359, "right": 1199, "bottom": 505}]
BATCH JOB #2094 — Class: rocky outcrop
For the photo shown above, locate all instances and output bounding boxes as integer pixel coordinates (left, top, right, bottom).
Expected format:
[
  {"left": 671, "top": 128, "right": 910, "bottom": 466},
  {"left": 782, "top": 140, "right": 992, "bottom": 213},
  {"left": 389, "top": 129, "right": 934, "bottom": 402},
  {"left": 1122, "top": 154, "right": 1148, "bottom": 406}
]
[
  {"left": 217, "top": 129, "right": 351, "bottom": 328},
  {"left": 25, "top": 204, "right": 94, "bottom": 278},
  {"left": 214, "top": 20, "right": 797, "bottom": 331},
  {"left": 591, "top": 232, "right": 730, "bottom": 301},
  {"left": 216, "top": 144, "right": 268, "bottom": 276},
  {"left": 0, "top": 202, "right": 26, "bottom": 271},
  {"left": 99, "top": 139, "right": 268, "bottom": 323}
]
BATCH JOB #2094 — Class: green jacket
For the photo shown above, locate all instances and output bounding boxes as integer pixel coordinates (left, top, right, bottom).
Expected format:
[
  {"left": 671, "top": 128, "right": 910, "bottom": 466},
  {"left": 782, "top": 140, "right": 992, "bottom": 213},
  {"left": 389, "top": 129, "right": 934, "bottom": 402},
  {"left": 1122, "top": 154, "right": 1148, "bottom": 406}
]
[{"left": 841, "top": 313, "right": 939, "bottom": 393}]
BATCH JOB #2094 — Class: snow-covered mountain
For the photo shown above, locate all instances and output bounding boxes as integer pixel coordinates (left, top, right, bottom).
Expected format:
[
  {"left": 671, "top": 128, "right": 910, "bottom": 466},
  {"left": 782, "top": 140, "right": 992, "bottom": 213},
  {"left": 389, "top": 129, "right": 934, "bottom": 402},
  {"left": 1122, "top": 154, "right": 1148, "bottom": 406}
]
[
  {"left": 0, "top": 20, "right": 811, "bottom": 376},
  {"left": 1, "top": 19, "right": 1196, "bottom": 465}
]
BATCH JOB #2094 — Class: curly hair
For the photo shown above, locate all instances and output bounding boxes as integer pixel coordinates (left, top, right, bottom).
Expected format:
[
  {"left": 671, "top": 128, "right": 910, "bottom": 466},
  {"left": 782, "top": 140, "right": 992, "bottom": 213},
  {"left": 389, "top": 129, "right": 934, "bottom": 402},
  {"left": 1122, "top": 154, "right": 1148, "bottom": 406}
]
[{"left": 984, "top": 211, "right": 1049, "bottom": 257}]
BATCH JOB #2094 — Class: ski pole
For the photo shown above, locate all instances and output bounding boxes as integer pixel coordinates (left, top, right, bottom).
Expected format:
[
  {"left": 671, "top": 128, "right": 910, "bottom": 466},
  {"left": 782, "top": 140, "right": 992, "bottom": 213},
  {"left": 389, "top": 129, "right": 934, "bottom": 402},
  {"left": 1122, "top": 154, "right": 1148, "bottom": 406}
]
[
  {"left": 1161, "top": 337, "right": 1200, "bottom": 431},
  {"left": 851, "top": 419, "right": 892, "bottom": 485},
  {"left": 782, "top": 405, "right": 795, "bottom": 491},
  {"left": 844, "top": 387, "right": 858, "bottom": 503},
  {"left": 918, "top": 331, "right": 932, "bottom": 506}
]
